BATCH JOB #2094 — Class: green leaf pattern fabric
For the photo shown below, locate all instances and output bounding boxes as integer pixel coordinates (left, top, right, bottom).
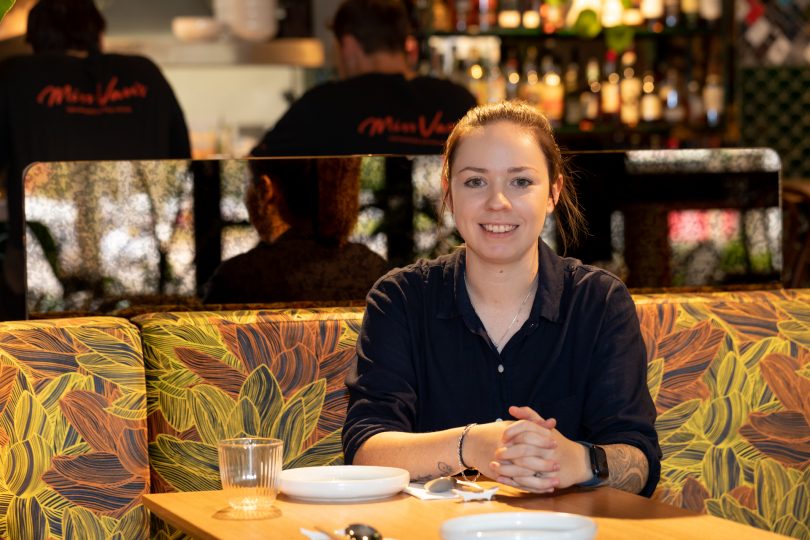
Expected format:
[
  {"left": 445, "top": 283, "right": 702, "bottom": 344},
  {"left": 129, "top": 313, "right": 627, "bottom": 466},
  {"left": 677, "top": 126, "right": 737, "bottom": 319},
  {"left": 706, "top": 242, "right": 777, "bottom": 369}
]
[
  {"left": 134, "top": 308, "right": 363, "bottom": 538},
  {"left": 0, "top": 316, "right": 148, "bottom": 540},
  {"left": 636, "top": 289, "right": 810, "bottom": 539}
]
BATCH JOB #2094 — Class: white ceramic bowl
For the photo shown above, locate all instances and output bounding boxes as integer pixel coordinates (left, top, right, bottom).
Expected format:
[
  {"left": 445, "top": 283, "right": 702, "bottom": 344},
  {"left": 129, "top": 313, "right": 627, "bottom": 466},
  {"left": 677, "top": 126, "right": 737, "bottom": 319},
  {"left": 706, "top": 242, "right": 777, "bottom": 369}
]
[
  {"left": 172, "top": 16, "right": 223, "bottom": 42},
  {"left": 279, "top": 465, "right": 409, "bottom": 502},
  {"left": 440, "top": 511, "right": 597, "bottom": 540}
]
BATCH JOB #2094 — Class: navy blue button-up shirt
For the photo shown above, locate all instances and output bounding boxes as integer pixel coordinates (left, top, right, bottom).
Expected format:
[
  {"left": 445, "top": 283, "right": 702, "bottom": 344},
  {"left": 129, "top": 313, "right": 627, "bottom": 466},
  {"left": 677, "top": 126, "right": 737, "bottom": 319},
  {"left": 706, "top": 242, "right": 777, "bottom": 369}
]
[{"left": 343, "top": 241, "right": 661, "bottom": 496}]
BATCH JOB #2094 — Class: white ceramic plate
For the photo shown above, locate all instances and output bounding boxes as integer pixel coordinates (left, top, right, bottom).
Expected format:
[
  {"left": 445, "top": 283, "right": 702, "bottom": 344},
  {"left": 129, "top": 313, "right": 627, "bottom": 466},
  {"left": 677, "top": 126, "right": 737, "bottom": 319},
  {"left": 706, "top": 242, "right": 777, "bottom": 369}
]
[
  {"left": 279, "top": 465, "right": 410, "bottom": 502},
  {"left": 440, "top": 512, "right": 597, "bottom": 540}
]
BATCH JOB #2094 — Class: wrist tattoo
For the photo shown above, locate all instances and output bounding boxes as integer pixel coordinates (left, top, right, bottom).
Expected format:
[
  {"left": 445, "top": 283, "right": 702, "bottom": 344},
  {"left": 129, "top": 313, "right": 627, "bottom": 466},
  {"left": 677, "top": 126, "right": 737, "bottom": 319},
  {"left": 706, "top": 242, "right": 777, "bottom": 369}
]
[
  {"left": 411, "top": 461, "right": 455, "bottom": 484},
  {"left": 604, "top": 444, "right": 648, "bottom": 494}
]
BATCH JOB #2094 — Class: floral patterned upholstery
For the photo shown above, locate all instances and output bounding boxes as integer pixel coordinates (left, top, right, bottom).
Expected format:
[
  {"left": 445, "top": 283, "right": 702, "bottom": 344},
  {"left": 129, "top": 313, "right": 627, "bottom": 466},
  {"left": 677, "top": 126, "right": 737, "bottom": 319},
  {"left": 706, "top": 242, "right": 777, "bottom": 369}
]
[
  {"left": 636, "top": 288, "right": 810, "bottom": 539},
  {"left": 0, "top": 316, "right": 149, "bottom": 540},
  {"left": 133, "top": 308, "right": 364, "bottom": 538},
  {"left": 11, "top": 291, "right": 804, "bottom": 539}
]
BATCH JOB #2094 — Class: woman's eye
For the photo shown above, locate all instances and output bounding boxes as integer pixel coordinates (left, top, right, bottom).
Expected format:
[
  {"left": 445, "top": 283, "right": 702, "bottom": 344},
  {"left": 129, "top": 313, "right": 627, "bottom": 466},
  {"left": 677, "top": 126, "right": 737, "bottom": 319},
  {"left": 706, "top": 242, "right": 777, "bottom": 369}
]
[
  {"left": 464, "top": 177, "right": 485, "bottom": 188},
  {"left": 513, "top": 177, "right": 533, "bottom": 188}
]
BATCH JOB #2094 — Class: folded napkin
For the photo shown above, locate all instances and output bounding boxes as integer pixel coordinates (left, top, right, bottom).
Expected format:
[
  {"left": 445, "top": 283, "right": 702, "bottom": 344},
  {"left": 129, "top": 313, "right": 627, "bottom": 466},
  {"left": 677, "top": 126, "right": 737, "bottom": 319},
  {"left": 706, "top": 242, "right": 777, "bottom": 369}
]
[{"left": 405, "top": 482, "right": 499, "bottom": 501}]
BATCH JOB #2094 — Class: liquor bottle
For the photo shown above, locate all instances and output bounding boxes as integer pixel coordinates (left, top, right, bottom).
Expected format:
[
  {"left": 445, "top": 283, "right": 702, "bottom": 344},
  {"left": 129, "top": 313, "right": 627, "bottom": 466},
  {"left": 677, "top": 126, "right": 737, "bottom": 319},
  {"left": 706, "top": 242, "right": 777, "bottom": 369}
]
[
  {"left": 522, "top": 0, "right": 541, "bottom": 29},
  {"left": 602, "top": 0, "right": 625, "bottom": 28},
  {"left": 468, "top": 48, "right": 489, "bottom": 105},
  {"left": 498, "top": 0, "right": 522, "bottom": 28},
  {"left": 450, "top": 47, "right": 469, "bottom": 87},
  {"left": 601, "top": 50, "right": 621, "bottom": 123},
  {"left": 455, "top": 0, "right": 471, "bottom": 31},
  {"left": 703, "top": 73, "right": 724, "bottom": 128},
  {"left": 619, "top": 50, "right": 641, "bottom": 127},
  {"left": 542, "top": 1, "right": 566, "bottom": 33},
  {"left": 640, "top": 71, "right": 662, "bottom": 122},
  {"left": 663, "top": 0, "right": 680, "bottom": 29},
  {"left": 520, "top": 46, "right": 542, "bottom": 109},
  {"left": 432, "top": 0, "right": 453, "bottom": 31},
  {"left": 580, "top": 56, "right": 601, "bottom": 129},
  {"left": 564, "top": 56, "right": 583, "bottom": 126},
  {"left": 540, "top": 54, "right": 564, "bottom": 125},
  {"left": 414, "top": 0, "right": 433, "bottom": 32},
  {"left": 659, "top": 67, "right": 685, "bottom": 123},
  {"left": 641, "top": 0, "right": 664, "bottom": 32},
  {"left": 478, "top": 0, "right": 497, "bottom": 31},
  {"left": 504, "top": 49, "right": 521, "bottom": 100},
  {"left": 680, "top": 0, "right": 698, "bottom": 29},
  {"left": 699, "top": 0, "right": 722, "bottom": 29}
]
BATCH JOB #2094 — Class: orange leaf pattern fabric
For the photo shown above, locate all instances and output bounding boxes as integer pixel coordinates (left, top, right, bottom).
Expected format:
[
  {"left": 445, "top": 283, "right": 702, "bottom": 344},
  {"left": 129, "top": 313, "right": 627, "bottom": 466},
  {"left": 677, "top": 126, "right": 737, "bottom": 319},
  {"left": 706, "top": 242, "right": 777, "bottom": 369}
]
[
  {"left": 637, "top": 289, "right": 810, "bottom": 539},
  {"left": 0, "top": 316, "right": 148, "bottom": 539}
]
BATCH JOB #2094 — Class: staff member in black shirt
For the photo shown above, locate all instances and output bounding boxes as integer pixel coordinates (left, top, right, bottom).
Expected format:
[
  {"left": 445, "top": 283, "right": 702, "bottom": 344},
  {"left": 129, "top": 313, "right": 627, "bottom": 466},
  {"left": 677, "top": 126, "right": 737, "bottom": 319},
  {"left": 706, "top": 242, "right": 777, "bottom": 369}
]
[
  {"left": 343, "top": 101, "right": 661, "bottom": 496},
  {"left": 251, "top": 0, "right": 476, "bottom": 157}
]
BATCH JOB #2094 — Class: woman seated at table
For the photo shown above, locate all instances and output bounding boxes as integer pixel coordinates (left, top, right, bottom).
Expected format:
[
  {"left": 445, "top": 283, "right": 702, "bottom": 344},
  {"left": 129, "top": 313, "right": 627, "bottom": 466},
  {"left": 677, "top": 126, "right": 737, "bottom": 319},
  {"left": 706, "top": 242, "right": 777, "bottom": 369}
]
[
  {"left": 342, "top": 101, "right": 661, "bottom": 496},
  {"left": 203, "top": 156, "right": 389, "bottom": 304}
]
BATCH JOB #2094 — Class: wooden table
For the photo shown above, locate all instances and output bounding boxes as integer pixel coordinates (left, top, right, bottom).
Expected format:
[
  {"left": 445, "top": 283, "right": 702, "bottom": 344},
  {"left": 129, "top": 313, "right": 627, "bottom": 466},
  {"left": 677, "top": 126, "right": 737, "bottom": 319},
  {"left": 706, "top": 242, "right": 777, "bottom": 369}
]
[{"left": 143, "top": 483, "right": 787, "bottom": 540}]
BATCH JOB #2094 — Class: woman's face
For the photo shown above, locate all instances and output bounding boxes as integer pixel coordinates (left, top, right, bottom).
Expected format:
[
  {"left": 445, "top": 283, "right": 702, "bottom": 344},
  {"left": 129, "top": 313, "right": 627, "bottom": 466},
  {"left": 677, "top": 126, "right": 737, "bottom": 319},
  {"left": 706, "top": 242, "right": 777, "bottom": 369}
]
[{"left": 447, "top": 121, "right": 559, "bottom": 267}]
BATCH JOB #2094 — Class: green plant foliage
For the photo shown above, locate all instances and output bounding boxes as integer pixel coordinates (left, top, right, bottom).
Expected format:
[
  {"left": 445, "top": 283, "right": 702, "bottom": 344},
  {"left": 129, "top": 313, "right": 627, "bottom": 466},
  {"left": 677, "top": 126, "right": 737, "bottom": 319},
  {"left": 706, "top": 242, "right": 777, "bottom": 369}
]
[{"left": 0, "top": 0, "right": 14, "bottom": 21}]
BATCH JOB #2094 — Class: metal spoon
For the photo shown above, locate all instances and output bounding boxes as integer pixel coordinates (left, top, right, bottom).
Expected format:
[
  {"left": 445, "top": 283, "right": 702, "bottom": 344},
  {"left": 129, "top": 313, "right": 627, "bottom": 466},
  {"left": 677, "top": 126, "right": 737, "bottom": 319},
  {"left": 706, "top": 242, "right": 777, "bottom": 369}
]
[
  {"left": 424, "top": 476, "right": 484, "bottom": 493},
  {"left": 344, "top": 523, "right": 382, "bottom": 540}
]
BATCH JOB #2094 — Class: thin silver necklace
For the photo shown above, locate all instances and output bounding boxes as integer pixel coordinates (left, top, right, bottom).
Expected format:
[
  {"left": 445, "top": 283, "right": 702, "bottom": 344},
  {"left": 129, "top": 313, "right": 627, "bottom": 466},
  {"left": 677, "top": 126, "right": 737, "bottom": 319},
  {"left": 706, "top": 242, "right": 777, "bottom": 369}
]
[{"left": 465, "top": 274, "right": 537, "bottom": 351}]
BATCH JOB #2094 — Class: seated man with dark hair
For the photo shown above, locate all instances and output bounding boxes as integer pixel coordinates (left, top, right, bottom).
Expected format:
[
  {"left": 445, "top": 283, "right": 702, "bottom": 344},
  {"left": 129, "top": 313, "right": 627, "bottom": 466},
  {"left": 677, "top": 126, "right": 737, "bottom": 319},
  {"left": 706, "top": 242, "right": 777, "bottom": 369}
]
[
  {"left": 203, "top": 157, "right": 390, "bottom": 304},
  {"left": 251, "top": 0, "right": 475, "bottom": 157}
]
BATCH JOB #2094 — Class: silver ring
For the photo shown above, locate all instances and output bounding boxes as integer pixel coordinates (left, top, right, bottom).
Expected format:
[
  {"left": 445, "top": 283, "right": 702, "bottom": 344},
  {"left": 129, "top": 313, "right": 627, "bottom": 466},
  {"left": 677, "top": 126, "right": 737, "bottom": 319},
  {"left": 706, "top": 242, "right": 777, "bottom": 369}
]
[{"left": 533, "top": 471, "right": 544, "bottom": 478}]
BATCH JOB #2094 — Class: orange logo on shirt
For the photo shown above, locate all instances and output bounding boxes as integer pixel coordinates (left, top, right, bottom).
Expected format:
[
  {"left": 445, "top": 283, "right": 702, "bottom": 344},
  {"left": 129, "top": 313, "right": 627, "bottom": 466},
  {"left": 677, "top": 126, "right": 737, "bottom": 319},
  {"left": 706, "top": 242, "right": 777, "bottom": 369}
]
[
  {"left": 357, "top": 111, "right": 456, "bottom": 145},
  {"left": 36, "top": 77, "right": 148, "bottom": 114}
]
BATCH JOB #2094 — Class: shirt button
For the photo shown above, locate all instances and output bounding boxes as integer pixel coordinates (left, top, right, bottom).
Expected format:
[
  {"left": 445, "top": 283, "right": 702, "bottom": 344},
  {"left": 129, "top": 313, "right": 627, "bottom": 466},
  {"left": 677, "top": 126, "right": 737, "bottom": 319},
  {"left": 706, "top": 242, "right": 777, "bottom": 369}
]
[{"left": 497, "top": 364, "right": 504, "bottom": 373}]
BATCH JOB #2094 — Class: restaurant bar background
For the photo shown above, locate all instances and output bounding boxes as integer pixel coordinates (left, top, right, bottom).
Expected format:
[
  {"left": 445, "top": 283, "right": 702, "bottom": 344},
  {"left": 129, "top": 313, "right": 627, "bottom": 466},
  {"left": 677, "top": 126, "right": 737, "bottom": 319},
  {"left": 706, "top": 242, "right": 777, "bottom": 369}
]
[{"left": 0, "top": 0, "right": 809, "bottom": 321}]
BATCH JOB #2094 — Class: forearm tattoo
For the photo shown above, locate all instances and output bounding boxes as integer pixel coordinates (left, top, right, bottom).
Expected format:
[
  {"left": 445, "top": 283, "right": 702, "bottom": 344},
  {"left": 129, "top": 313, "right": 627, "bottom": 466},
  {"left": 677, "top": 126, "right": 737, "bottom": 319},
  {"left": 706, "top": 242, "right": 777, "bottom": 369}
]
[
  {"left": 411, "top": 461, "right": 454, "bottom": 483},
  {"left": 604, "top": 444, "right": 648, "bottom": 494}
]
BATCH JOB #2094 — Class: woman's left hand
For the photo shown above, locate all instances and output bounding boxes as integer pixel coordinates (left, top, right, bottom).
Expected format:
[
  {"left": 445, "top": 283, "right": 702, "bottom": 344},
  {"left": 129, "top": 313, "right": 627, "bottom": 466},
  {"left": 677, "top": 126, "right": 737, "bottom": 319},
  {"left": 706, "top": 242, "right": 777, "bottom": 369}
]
[{"left": 490, "top": 406, "right": 590, "bottom": 493}]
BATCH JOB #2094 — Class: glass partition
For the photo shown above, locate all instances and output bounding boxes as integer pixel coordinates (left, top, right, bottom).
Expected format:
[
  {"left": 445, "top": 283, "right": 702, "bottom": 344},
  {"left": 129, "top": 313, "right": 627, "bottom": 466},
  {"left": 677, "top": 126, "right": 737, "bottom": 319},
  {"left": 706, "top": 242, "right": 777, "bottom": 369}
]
[{"left": 0, "top": 148, "right": 782, "bottom": 320}]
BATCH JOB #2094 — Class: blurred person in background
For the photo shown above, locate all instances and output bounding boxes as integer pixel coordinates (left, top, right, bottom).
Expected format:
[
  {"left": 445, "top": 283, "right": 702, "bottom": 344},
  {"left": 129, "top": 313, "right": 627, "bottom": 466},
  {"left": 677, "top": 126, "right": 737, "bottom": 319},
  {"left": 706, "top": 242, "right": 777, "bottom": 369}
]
[
  {"left": 0, "top": 0, "right": 190, "bottom": 321},
  {"left": 203, "top": 157, "right": 390, "bottom": 304},
  {"left": 251, "top": 0, "right": 475, "bottom": 157}
]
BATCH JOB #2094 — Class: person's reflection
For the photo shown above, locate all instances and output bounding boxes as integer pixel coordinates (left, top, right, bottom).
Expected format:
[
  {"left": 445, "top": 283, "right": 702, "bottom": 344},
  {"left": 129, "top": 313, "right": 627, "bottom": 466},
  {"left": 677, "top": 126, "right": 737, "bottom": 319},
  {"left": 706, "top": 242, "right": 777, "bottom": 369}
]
[{"left": 203, "top": 157, "right": 389, "bottom": 304}]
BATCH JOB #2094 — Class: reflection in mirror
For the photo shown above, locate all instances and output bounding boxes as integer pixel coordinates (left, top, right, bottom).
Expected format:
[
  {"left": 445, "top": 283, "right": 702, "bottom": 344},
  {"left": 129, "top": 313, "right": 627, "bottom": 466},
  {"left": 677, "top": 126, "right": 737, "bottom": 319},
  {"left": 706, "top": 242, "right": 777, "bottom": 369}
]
[{"left": 11, "top": 149, "right": 785, "bottom": 320}]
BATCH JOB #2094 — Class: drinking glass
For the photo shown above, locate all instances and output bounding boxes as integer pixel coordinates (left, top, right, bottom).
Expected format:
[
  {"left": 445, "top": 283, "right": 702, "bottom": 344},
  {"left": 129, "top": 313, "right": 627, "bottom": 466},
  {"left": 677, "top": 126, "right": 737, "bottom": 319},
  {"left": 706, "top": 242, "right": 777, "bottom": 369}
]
[{"left": 218, "top": 437, "right": 283, "bottom": 515}]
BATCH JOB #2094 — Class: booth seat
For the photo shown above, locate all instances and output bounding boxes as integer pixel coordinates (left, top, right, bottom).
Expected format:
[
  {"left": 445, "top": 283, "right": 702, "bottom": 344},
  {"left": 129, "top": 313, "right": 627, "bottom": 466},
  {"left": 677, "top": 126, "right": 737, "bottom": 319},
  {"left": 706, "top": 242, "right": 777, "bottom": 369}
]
[{"left": 0, "top": 291, "right": 808, "bottom": 540}]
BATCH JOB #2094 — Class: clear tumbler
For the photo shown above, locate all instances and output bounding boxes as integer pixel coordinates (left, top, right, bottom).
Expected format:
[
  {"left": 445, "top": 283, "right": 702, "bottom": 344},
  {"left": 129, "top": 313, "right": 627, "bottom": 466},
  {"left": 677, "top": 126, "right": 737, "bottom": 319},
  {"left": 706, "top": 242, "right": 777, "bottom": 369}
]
[{"left": 218, "top": 437, "right": 283, "bottom": 515}]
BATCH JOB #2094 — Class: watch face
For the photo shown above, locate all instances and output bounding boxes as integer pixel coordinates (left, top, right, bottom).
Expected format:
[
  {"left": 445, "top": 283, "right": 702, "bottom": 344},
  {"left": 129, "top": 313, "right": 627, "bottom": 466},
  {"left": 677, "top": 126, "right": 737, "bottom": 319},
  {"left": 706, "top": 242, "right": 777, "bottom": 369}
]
[{"left": 594, "top": 445, "right": 609, "bottom": 480}]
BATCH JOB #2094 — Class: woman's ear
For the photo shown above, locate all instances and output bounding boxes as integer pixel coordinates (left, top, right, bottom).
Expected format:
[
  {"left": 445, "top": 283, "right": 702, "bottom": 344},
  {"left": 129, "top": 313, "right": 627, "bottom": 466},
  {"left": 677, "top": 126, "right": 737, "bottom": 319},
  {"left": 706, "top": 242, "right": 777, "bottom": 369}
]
[
  {"left": 259, "top": 174, "right": 276, "bottom": 204},
  {"left": 548, "top": 174, "right": 563, "bottom": 213}
]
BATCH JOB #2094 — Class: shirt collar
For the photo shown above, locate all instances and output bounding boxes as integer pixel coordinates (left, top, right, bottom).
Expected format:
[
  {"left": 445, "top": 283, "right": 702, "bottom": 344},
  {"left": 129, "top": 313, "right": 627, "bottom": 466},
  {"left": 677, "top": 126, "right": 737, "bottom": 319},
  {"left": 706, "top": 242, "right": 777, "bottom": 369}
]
[{"left": 437, "top": 241, "right": 568, "bottom": 323}]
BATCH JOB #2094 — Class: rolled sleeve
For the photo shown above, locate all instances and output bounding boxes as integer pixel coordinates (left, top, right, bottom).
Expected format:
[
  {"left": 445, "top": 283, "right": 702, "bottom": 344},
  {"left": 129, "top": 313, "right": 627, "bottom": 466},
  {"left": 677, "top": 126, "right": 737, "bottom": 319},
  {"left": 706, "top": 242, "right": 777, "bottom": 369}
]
[
  {"left": 583, "top": 280, "right": 661, "bottom": 497},
  {"left": 342, "top": 274, "right": 420, "bottom": 464}
]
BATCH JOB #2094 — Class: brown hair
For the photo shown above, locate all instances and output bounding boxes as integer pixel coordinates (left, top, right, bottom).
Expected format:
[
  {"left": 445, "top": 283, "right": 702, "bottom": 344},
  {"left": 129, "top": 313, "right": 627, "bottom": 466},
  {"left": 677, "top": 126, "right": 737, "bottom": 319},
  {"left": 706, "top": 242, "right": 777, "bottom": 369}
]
[
  {"left": 441, "top": 101, "right": 586, "bottom": 252},
  {"left": 247, "top": 157, "right": 362, "bottom": 246},
  {"left": 331, "top": 0, "right": 410, "bottom": 54},
  {"left": 26, "top": 0, "right": 106, "bottom": 54}
]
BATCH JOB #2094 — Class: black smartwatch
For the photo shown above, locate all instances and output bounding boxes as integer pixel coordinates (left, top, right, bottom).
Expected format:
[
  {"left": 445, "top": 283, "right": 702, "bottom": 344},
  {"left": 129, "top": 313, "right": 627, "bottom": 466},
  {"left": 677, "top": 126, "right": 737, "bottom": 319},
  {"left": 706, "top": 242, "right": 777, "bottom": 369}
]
[{"left": 578, "top": 442, "right": 609, "bottom": 487}]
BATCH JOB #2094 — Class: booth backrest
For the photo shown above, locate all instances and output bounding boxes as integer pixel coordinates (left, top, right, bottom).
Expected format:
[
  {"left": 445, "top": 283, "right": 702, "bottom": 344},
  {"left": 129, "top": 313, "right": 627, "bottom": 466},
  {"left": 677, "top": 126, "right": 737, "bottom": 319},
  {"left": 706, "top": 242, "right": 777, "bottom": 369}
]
[
  {"left": 0, "top": 316, "right": 149, "bottom": 540},
  {"left": 634, "top": 288, "right": 809, "bottom": 539},
  {"left": 1, "top": 290, "right": 807, "bottom": 540}
]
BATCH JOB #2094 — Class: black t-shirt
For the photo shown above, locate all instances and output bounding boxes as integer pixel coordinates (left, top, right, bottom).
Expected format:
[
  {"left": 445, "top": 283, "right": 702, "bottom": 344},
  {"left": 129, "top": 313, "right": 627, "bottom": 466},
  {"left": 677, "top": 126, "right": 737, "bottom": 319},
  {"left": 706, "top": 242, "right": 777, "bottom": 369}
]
[
  {"left": 0, "top": 52, "right": 190, "bottom": 321},
  {"left": 251, "top": 73, "right": 476, "bottom": 156},
  {"left": 0, "top": 52, "right": 191, "bottom": 189}
]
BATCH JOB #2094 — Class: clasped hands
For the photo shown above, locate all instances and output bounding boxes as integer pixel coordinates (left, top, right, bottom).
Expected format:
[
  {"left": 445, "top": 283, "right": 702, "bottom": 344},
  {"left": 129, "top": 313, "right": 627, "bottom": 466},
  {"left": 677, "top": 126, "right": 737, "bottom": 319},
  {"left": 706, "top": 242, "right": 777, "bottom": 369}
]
[{"left": 466, "top": 405, "right": 590, "bottom": 494}]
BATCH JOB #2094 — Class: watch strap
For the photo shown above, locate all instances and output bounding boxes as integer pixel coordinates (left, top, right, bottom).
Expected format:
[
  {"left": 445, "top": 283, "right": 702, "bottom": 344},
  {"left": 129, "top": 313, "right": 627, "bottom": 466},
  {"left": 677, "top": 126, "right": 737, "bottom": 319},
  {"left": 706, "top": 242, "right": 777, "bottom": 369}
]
[{"left": 577, "top": 441, "right": 607, "bottom": 487}]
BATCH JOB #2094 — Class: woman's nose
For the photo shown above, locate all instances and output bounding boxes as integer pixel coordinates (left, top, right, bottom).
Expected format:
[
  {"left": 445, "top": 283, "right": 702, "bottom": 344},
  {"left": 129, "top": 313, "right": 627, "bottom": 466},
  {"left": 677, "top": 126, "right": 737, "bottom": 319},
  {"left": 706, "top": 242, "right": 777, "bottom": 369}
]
[{"left": 486, "top": 187, "right": 510, "bottom": 209}]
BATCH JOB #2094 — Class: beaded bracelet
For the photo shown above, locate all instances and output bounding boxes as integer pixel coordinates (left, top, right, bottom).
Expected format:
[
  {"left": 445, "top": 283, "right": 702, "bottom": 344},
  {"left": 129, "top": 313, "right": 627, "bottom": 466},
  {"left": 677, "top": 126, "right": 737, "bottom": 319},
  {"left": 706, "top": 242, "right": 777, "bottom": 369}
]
[{"left": 457, "top": 423, "right": 480, "bottom": 482}]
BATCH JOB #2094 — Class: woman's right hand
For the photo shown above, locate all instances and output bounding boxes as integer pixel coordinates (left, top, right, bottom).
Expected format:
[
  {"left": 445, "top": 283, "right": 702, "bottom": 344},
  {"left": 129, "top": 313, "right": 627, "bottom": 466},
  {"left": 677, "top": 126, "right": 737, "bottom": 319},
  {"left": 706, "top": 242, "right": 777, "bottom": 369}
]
[{"left": 462, "top": 413, "right": 557, "bottom": 481}]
